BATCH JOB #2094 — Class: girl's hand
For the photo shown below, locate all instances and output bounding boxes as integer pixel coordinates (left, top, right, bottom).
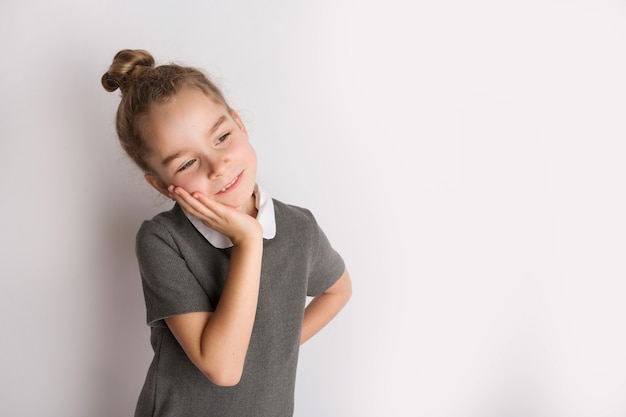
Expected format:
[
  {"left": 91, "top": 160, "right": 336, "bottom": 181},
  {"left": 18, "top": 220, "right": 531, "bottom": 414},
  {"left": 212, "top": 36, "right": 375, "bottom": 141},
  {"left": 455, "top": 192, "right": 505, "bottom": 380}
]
[{"left": 169, "top": 185, "right": 262, "bottom": 245}]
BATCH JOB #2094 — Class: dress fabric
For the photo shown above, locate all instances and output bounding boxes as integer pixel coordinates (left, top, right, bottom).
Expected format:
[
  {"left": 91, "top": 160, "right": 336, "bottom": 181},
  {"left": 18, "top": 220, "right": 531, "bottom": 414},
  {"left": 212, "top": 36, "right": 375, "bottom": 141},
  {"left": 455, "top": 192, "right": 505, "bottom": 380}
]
[{"left": 133, "top": 199, "right": 345, "bottom": 417}]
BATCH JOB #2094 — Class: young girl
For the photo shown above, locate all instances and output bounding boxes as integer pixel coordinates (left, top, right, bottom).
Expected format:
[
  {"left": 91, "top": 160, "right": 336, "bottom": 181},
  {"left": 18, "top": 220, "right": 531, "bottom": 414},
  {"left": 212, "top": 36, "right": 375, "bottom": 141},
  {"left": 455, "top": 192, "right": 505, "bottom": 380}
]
[{"left": 101, "top": 49, "right": 351, "bottom": 417}]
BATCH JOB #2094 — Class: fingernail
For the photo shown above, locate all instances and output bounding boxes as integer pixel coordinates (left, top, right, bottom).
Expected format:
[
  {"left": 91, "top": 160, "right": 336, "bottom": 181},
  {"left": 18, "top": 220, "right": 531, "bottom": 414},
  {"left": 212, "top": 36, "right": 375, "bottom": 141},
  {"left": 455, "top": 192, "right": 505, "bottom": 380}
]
[{"left": 168, "top": 185, "right": 174, "bottom": 192}]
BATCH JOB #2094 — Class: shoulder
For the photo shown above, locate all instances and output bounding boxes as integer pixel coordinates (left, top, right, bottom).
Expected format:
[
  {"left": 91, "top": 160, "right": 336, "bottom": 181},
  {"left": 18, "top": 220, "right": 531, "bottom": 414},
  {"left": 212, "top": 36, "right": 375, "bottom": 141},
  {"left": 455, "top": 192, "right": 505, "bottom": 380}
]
[
  {"left": 272, "top": 199, "right": 316, "bottom": 224},
  {"left": 136, "top": 204, "right": 192, "bottom": 250},
  {"left": 140, "top": 203, "right": 191, "bottom": 229},
  {"left": 272, "top": 198, "right": 322, "bottom": 233},
  {"left": 271, "top": 198, "right": 326, "bottom": 243}
]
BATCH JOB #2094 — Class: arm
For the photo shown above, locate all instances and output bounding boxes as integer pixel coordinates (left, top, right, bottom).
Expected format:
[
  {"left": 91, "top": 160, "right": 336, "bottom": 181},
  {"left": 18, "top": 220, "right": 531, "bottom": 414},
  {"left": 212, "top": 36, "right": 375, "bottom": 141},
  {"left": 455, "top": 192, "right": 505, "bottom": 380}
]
[
  {"left": 164, "top": 187, "right": 263, "bottom": 387},
  {"left": 300, "top": 268, "right": 352, "bottom": 345}
]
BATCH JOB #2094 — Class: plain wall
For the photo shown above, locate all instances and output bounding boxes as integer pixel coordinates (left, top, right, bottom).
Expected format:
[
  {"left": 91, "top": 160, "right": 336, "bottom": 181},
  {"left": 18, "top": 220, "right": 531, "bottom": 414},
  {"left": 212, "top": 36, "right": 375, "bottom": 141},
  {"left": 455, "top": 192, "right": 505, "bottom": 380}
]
[{"left": 1, "top": 1, "right": 625, "bottom": 416}]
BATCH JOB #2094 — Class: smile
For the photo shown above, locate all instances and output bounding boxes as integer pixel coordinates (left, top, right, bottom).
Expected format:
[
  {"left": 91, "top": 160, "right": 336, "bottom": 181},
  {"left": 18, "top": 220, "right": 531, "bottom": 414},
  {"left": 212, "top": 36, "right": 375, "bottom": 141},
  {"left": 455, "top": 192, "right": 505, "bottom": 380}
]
[{"left": 217, "top": 172, "right": 243, "bottom": 194}]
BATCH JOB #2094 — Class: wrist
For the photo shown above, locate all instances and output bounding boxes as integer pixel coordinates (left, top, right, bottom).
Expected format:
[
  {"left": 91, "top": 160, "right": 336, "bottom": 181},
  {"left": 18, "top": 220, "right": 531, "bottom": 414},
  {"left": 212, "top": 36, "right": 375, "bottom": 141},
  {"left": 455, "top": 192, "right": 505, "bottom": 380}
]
[{"left": 231, "top": 228, "right": 263, "bottom": 247}]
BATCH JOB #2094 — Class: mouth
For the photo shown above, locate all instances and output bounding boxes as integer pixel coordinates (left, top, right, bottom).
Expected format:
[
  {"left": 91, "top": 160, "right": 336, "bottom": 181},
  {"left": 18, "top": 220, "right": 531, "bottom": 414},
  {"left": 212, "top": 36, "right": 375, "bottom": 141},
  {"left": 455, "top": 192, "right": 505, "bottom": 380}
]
[{"left": 216, "top": 171, "right": 243, "bottom": 195}]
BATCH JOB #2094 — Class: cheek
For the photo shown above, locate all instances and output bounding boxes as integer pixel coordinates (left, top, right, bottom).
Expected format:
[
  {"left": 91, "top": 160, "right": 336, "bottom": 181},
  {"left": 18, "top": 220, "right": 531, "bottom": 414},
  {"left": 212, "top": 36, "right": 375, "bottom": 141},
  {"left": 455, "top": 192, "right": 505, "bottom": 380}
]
[
  {"left": 243, "top": 143, "right": 258, "bottom": 170},
  {"left": 173, "top": 175, "right": 207, "bottom": 195}
]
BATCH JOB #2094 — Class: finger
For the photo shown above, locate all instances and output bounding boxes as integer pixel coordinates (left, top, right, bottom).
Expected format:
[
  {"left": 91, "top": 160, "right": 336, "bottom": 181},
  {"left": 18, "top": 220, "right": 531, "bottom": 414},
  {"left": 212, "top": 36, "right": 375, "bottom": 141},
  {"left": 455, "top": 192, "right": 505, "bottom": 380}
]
[
  {"left": 170, "top": 186, "right": 229, "bottom": 227},
  {"left": 187, "top": 190, "right": 229, "bottom": 215},
  {"left": 170, "top": 186, "right": 216, "bottom": 219}
]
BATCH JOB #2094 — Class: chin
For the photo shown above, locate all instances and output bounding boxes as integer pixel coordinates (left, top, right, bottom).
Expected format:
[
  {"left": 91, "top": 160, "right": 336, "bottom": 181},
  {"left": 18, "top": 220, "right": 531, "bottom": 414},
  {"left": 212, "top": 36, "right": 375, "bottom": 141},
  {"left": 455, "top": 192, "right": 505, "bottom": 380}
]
[{"left": 223, "top": 191, "right": 253, "bottom": 208}]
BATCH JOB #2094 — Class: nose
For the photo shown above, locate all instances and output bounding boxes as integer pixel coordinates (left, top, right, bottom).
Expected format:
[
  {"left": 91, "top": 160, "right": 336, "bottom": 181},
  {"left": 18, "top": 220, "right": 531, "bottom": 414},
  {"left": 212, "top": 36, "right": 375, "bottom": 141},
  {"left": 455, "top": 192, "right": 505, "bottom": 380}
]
[{"left": 207, "top": 154, "right": 230, "bottom": 180}]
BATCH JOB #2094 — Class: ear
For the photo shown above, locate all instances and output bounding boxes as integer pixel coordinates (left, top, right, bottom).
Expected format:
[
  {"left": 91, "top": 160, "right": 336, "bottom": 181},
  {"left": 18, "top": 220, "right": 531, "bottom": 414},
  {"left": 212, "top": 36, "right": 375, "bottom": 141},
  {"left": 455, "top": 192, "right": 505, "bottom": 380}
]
[
  {"left": 144, "top": 173, "right": 171, "bottom": 198},
  {"left": 230, "top": 109, "right": 248, "bottom": 135}
]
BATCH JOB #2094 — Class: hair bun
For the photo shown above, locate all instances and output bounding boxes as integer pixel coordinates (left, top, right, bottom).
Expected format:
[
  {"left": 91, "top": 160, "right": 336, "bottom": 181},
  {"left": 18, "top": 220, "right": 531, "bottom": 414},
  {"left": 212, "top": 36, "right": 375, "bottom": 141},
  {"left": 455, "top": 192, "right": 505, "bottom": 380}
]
[{"left": 101, "top": 49, "right": 155, "bottom": 93}]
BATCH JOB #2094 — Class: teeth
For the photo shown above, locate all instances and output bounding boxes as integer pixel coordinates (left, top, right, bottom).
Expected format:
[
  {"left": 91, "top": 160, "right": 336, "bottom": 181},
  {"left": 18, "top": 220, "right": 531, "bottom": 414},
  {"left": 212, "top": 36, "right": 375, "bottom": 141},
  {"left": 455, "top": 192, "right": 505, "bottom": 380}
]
[{"left": 221, "top": 175, "right": 238, "bottom": 192}]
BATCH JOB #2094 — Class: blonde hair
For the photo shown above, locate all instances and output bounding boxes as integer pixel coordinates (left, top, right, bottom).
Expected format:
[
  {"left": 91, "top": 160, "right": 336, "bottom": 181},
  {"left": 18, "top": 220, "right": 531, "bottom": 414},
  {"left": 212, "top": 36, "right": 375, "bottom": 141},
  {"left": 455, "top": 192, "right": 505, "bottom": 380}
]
[{"left": 101, "top": 49, "right": 230, "bottom": 173}]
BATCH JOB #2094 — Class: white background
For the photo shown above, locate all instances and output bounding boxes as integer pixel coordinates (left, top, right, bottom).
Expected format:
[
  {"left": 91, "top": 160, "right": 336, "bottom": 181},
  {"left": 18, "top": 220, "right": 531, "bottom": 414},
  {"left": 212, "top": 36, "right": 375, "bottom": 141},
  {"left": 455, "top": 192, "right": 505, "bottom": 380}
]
[{"left": 1, "top": 1, "right": 625, "bottom": 416}]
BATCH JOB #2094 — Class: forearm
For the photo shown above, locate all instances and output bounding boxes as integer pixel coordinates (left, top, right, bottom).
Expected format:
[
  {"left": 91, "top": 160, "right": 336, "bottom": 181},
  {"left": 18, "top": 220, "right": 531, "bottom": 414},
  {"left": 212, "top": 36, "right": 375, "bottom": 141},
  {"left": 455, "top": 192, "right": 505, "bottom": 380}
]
[
  {"left": 300, "top": 269, "right": 352, "bottom": 345},
  {"left": 200, "top": 239, "right": 263, "bottom": 382},
  {"left": 166, "top": 238, "right": 263, "bottom": 386}
]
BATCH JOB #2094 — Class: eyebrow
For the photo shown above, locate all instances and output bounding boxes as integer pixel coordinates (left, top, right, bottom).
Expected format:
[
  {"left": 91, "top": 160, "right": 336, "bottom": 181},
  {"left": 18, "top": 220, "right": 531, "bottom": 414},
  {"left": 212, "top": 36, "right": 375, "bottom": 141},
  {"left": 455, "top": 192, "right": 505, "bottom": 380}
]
[
  {"left": 160, "top": 115, "right": 228, "bottom": 166},
  {"left": 209, "top": 115, "right": 227, "bottom": 135},
  {"left": 161, "top": 151, "right": 183, "bottom": 167}
]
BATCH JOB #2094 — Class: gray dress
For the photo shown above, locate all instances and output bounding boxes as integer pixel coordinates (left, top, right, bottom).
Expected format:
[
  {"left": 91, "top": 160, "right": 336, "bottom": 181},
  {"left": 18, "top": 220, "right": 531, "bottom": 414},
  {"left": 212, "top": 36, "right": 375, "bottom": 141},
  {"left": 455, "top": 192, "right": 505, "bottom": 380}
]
[{"left": 134, "top": 200, "right": 345, "bottom": 417}]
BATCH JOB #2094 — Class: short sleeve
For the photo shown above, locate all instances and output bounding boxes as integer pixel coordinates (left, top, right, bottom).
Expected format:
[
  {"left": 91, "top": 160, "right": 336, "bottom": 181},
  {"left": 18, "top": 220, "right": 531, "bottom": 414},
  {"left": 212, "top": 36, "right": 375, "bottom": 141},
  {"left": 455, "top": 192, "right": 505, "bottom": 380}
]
[
  {"left": 136, "top": 220, "right": 213, "bottom": 327},
  {"left": 306, "top": 215, "right": 345, "bottom": 297}
]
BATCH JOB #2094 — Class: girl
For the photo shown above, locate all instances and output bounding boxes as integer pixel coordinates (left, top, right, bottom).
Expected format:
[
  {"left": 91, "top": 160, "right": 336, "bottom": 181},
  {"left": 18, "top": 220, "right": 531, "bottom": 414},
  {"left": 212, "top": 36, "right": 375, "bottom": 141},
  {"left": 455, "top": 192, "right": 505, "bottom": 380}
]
[{"left": 101, "top": 49, "right": 351, "bottom": 417}]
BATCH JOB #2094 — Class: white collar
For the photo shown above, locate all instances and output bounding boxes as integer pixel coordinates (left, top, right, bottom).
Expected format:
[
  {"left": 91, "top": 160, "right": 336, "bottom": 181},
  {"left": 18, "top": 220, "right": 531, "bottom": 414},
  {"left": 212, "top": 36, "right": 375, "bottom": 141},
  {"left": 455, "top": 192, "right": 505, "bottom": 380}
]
[{"left": 183, "top": 183, "right": 276, "bottom": 249}]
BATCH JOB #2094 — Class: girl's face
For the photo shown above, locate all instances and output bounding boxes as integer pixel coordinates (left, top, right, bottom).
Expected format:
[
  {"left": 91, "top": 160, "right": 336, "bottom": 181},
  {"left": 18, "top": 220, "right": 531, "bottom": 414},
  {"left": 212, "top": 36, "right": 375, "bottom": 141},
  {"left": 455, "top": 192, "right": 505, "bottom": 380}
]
[{"left": 143, "top": 86, "right": 257, "bottom": 214}]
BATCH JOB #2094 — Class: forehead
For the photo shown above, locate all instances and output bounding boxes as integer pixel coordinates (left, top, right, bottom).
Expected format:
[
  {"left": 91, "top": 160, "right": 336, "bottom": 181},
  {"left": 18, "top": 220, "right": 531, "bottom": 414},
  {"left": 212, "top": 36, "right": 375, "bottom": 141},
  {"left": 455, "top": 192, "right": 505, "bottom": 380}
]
[
  {"left": 153, "top": 87, "right": 227, "bottom": 123},
  {"left": 146, "top": 88, "right": 229, "bottom": 134}
]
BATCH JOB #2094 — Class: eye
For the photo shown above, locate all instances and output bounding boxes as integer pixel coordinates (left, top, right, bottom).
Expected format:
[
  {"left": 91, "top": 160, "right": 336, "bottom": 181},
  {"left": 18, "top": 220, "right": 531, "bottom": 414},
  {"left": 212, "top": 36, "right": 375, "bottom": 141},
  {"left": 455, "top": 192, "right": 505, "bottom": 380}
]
[
  {"left": 177, "top": 159, "right": 196, "bottom": 172},
  {"left": 216, "top": 133, "right": 230, "bottom": 144}
]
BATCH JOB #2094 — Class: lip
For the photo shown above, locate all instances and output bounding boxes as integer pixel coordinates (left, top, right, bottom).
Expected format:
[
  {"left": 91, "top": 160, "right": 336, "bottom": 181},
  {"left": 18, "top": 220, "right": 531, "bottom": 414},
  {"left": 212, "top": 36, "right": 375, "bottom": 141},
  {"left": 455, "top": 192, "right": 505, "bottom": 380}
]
[{"left": 215, "top": 171, "right": 244, "bottom": 195}]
